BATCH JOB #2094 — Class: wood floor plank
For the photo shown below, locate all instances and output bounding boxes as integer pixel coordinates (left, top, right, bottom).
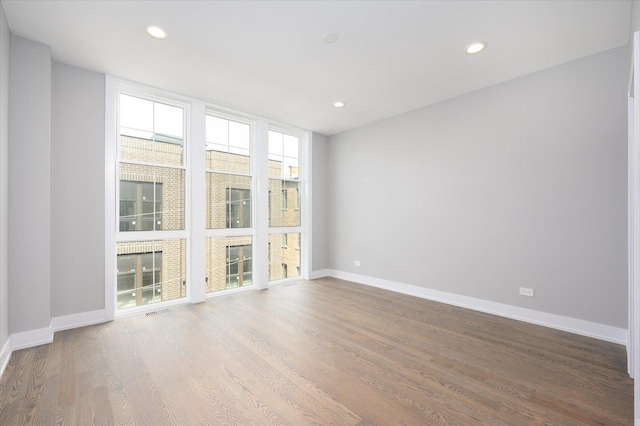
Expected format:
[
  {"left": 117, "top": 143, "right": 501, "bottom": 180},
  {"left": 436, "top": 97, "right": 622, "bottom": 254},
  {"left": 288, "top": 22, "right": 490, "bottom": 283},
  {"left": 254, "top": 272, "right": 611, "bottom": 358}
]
[{"left": 0, "top": 278, "right": 633, "bottom": 425}]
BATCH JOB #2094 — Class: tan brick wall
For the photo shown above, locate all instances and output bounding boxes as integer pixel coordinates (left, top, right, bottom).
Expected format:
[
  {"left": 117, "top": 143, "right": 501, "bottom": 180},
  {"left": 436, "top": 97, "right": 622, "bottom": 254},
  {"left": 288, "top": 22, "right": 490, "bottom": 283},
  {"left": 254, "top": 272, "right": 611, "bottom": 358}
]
[
  {"left": 269, "top": 233, "right": 300, "bottom": 281},
  {"left": 206, "top": 172, "right": 251, "bottom": 229}
]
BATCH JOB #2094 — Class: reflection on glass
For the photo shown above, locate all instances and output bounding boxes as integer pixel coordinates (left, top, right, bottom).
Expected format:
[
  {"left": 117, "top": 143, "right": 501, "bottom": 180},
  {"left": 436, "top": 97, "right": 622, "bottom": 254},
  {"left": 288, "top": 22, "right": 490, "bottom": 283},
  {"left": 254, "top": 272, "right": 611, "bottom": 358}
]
[
  {"left": 269, "top": 233, "right": 300, "bottom": 282},
  {"left": 116, "top": 239, "right": 186, "bottom": 310},
  {"left": 206, "top": 236, "right": 253, "bottom": 293}
]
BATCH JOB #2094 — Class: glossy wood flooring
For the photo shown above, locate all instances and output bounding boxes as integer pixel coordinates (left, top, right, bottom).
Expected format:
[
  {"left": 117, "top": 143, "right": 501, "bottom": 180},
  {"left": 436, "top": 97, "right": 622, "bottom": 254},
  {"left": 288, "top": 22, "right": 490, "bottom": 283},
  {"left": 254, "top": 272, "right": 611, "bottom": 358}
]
[{"left": 0, "top": 278, "right": 633, "bottom": 425}]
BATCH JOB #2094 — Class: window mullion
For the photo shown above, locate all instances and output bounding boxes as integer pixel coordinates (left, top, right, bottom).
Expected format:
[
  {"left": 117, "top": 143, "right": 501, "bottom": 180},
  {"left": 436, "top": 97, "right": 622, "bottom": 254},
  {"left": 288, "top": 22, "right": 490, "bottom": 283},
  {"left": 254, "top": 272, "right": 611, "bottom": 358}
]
[
  {"left": 189, "top": 101, "right": 206, "bottom": 303},
  {"left": 254, "top": 120, "right": 270, "bottom": 289}
]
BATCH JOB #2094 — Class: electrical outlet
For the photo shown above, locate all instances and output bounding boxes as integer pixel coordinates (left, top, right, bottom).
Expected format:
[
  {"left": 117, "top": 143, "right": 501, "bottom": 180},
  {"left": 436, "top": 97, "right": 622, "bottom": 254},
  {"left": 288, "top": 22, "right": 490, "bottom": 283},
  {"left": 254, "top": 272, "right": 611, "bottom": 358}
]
[
  {"left": 519, "top": 287, "right": 534, "bottom": 297},
  {"left": 354, "top": 260, "right": 361, "bottom": 267}
]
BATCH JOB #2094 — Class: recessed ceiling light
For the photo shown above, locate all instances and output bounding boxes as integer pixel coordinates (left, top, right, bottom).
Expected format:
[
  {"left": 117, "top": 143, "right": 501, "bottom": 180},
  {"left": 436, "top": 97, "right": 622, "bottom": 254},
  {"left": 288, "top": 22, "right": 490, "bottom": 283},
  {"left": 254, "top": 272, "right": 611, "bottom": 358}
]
[
  {"left": 334, "top": 101, "right": 345, "bottom": 108},
  {"left": 146, "top": 25, "right": 167, "bottom": 39},
  {"left": 323, "top": 33, "right": 339, "bottom": 43},
  {"left": 465, "top": 41, "right": 486, "bottom": 55}
]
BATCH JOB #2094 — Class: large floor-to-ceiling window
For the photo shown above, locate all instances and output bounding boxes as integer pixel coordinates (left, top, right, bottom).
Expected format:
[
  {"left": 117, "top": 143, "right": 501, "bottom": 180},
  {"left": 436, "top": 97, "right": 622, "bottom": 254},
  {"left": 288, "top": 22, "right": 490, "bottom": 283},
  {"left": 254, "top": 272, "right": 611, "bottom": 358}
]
[
  {"left": 106, "top": 79, "right": 310, "bottom": 316},
  {"left": 205, "top": 113, "right": 254, "bottom": 293},
  {"left": 268, "top": 130, "right": 302, "bottom": 281},
  {"left": 115, "top": 93, "right": 188, "bottom": 311}
]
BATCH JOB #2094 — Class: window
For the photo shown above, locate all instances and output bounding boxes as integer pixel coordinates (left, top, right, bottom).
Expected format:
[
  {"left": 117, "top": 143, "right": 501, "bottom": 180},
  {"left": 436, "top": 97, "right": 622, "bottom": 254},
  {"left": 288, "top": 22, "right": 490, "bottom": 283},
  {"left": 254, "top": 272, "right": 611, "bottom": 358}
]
[
  {"left": 268, "top": 129, "right": 303, "bottom": 283},
  {"left": 268, "top": 130, "right": 300, "bottom": 228},
  {"left": 119, "top": 181, "right": 162, "bottom": 231},
  {"left": 116, "top": 239, "right": 186, "bottom": 310},
  {"left": 206, "top": 237, "right": 253, "bottom": 292},
  {"left": 269, "top": 232, "right": 300, "bottom": 281},
  {"left": 205, "top": 113, "right": 254, "bottom": 294},
  {"left": 116, "top": 93, "right": 187, "bottom": 311},
  {"left": 206, "top": 115, "right": 252, "bottom": 230},
  {"left": 117, "top": 251, "right": 162, "bottom": 309},
  {"left": 227, "top": 188, "right": 251, "bottom": 228},
  {"left": 107, "top": 78, "right": 310, "bottom": 316},
  {"left": 228, "top": 245, "right": 252, "bottom": 288}
]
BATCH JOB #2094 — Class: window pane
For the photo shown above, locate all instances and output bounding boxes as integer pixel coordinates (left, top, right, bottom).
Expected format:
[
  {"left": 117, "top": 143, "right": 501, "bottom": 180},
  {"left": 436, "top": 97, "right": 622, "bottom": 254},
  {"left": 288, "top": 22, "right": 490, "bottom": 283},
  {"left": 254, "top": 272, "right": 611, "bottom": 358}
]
[
  {"left": 154, "top": 102, "right": 184, "bottom": 140},
  {"left": 229, "top": 121, "right": 250, "bottom": 150},
  {"left": 206, "top": 236, "right": 253, "bottom": 293},
  {"left": 119, "top": 164, "right": 184, "bottom": 231},
  {"left": 268, "top": 179, "right": 300, "bottom": 227},
  {"left": 268, "top": 130, "right": 299, "bottom": 179},
  {"left": 283, "top": 134, "right": 298, "bottom": 158},
  {"left": 120, "top": 95, "right": 153, "bottom": 136},
  {"left": 116, "top": 239, "right": 186, "bottom": 310},
  {"left": 205, "top": 115, "right": 251, "bottom": 174},
  {"left": 269, "top": 233, "right": 300, "bottom": 282},
  {"left": 227, "top": 188, "right": 251, "bottom": 228},
  {"left": 119, "top": 94, "right": 184, "bottom": 166},
  {"left": 206, "top": 149, "right": 251, "bottom": 175},
  {"left": 206, "top": 173, "right": 251, "bottom": 229},
  {"left": 206, "top": 115, "right": 228, "bottom": 146},
  {"left": 268, "top": 131, "right": 283, "bottom": 156}
]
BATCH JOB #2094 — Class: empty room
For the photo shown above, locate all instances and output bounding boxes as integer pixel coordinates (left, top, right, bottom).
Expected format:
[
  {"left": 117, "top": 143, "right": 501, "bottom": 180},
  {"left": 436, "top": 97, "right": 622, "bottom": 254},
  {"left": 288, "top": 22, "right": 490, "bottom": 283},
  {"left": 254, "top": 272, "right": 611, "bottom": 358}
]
[{"left": 0, "top": 0, "right": 639, "bottom": 424}]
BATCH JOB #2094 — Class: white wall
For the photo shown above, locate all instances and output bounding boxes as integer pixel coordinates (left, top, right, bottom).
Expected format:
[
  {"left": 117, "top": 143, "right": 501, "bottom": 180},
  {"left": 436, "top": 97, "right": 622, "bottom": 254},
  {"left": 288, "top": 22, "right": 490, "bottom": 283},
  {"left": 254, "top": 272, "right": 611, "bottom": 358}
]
[
  {"left": 0, "top": 1, "right": 10, "bottom": 360},
  {"left": 9, "top": 36, "right": 51, "bottom": 334},
  {"left": 312, "top": 132, "right": 329, "bottom": 272},
  {"left": 328, "top": 46, "right": 629, "bottom": 328},
  {"left": 51, "top": 62, "right": 105, "bottom": 317}
]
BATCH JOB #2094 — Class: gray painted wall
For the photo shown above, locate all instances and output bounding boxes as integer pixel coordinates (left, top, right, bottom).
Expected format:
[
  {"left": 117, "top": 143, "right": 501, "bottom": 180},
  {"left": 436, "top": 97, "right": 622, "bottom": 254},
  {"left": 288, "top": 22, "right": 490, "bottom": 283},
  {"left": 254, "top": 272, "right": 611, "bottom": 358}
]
[
  {"left": 51, "top": 62, "right": 105, "bottom": 317},
  {"left": 0, "top": 1, "right": 10, "bottom": 349},
  {"left": 9, "top": 36, "right": 51, "bottom": 333},
  {"left": 328, "top": 46, "right": 629, "bottom": 328},
  {"left": 312, "top": 132, "right": 328, "bottom": 272},
  {"left": 632, "top": 0, "right": 640, "bottom": 36}
]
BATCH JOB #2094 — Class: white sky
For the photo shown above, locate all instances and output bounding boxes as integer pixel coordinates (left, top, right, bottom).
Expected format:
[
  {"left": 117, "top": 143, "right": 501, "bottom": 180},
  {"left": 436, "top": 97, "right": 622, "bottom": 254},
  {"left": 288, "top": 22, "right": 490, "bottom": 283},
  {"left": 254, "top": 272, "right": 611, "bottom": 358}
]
[{"left": 120, "top": 94, "right": 300, "bottom": 171}]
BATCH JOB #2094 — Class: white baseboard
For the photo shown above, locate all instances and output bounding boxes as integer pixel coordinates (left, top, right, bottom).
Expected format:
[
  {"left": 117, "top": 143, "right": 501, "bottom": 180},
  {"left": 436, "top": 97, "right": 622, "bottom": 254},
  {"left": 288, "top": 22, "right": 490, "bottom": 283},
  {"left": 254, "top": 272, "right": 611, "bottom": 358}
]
[
  {"left": 310, "top": 269, "right": 331, "bottom": 280},
  {"left": 0, "top": 338, "right": 10, "bottom": 378},
  {"left": 11, "top": 324, "right": 53, "bottom": 351},
  {"left": 52, "top": 309, "right": 107, "bottom": 332},
  {"left": 327, "top": 269, "right": 628, "bottom": 345},
  {"left": 0, "top": 310, "right": 109, "bottom": 381}
]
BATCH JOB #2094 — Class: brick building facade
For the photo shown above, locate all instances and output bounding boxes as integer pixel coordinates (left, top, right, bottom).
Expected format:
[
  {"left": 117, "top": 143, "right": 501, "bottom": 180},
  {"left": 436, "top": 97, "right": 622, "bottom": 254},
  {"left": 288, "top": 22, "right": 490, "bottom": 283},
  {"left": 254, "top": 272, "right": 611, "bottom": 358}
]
[{"left": 117, "top": 136, "right": 300, "bottom": 309}]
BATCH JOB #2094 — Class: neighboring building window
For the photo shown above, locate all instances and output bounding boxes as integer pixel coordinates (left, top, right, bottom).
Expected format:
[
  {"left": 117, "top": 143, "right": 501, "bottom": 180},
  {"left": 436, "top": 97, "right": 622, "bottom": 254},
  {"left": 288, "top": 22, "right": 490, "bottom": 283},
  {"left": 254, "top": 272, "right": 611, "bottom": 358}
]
[
  {"left": 116, "top": 251, "right": 162, "bottom": 309},
  {"left": 226, "top": 188, "right": 251, "bottom": 228},
  {"left": 282, "top": 263, "right": 288, "bottom": 278},
  {"left": 282, "top": 188, "right": 288, "bottom": 209},
  {"left": 228, "top": 245, "right": 252, "bottom": 288},
  {"left": 206, "top": 237, "right": 253, "bottom": 292},
  {"left": 119, "top": 181, "right": 162, "bottom": 231}
]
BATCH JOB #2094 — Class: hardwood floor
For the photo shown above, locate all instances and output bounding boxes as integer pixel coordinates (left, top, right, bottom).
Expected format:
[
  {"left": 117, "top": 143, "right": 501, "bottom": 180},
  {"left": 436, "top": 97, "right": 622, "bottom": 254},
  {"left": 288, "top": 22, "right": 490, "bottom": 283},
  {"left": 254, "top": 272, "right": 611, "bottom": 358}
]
[{"left": 0, "top": 277, "right": 633, "bottom": 425}]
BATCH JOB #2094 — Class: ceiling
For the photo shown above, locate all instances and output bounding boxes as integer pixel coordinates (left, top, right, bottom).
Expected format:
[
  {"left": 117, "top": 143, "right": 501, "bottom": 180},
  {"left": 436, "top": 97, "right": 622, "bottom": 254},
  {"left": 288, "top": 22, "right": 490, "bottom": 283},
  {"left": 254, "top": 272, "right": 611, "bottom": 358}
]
[{"left": 1, "top": 0, "right": 633, "bottom": 136}]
